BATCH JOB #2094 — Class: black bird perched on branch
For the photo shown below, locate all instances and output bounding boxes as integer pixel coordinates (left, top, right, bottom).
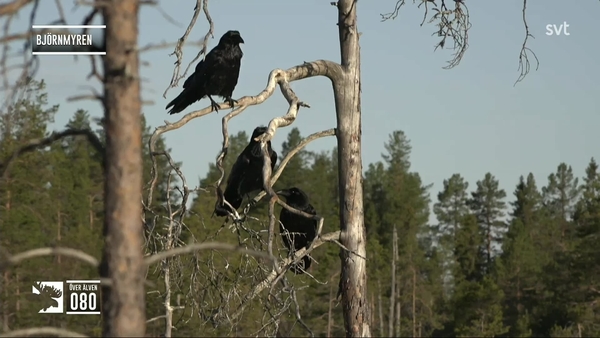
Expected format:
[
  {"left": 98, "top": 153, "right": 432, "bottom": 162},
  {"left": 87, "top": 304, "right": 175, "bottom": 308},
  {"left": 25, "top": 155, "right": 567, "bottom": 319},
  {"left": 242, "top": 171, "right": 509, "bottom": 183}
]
[
  {"left": 276, "top": 187, "right": 318, "bottom": 274},
  {"left": 214, "top": 126, "right": 277, "bottom": 217},
  {"left": 166, "top": 30, "right": 245, "bottom": 115}
]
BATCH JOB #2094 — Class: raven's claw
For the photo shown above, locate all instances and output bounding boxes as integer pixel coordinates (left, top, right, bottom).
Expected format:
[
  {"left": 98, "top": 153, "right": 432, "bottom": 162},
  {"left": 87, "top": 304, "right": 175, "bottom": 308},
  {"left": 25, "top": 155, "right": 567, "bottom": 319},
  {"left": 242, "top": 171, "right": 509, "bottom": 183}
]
[
  {"left": 211, "top": 101, "right": 220, "bottom": 112},
  {"left": 208, "top": 96, "right": 220, "bottom": 113},
  {"left": 226, "top": 97, "right": 238, "bottom": 108}
]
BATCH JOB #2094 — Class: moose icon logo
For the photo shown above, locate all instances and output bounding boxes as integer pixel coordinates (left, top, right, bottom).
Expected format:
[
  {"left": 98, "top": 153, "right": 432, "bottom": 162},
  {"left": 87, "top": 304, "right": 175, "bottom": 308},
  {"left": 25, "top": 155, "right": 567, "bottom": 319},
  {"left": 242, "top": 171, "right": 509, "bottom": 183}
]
[{"left": 32, "top": 281, "right": 64, "bottom": 314}]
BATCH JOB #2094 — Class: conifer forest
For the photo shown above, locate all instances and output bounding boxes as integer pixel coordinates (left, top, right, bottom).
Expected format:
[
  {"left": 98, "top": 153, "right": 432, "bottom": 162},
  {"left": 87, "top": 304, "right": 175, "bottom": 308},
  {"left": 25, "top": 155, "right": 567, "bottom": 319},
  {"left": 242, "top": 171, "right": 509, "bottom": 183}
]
[
  {"left": 1, "top": 80, "right": 598, "bottom": 337},
  {"left": 0, "top": 0, "right": 598, "bottom": 337}
]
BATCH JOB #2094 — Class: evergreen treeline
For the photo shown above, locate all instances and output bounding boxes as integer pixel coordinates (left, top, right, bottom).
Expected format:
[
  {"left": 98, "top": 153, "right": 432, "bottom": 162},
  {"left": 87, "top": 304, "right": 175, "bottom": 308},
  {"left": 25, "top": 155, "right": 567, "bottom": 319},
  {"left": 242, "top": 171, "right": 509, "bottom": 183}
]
[{"left": 1, "top": 81, "right": 598, "bottom": 337}]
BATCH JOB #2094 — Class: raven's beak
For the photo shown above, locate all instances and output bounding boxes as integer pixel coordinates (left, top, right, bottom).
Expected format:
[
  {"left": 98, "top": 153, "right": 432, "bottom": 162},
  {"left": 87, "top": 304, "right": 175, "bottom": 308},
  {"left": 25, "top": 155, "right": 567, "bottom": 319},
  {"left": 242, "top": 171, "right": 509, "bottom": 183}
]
[
  {"left": 239, "top": 37, "right": 245, "bottom": 44},
  {"left": 275, "top": 189, "right": 289, "bottom": 197}
]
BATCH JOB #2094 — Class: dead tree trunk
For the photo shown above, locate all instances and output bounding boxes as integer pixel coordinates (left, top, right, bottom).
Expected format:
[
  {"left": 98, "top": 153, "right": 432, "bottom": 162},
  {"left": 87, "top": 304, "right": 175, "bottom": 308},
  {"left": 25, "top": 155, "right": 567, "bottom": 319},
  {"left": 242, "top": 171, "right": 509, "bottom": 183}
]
[
  {"left": 378, "top": 280, "right": 384, "bottom": 336},
  {"left": 395, "top": 284, "right": 401, "bottom": 337},
  {"left": 327, "top": 278, "right": 335, "bottom": 337},
  {"left": 335, "top": 0, "right": 370, "bottom": 336},
  {"left": 98, "top": 0, "right": 146, "bottom": 336},
  {"left": 389, "top": 226, "right": 397, "bottom": 337},
  {"left": 412, "top": 266, "right": 417, "bottom": 338}
]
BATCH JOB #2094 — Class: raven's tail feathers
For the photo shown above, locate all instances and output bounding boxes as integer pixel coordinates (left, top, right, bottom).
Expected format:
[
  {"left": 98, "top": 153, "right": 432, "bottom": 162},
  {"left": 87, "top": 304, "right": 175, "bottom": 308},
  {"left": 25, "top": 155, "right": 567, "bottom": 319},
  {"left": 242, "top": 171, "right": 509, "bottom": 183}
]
[
  {"left": 166, "top": 88, "right": 199, "bottom": 115},
  {"left": 290, "top": 255, "right": 311, "bottom": 275},
  {"left": 214, "top": 190, "right": 244, "bottom": 217}
]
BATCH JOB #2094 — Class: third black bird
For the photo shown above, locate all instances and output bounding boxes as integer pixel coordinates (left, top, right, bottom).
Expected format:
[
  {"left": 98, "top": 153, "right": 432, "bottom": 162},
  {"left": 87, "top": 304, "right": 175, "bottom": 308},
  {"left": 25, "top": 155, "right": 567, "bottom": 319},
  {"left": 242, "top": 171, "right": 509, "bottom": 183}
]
[
  {"left": 214, "top": 126, "right": 277, "bottom": 217},
  {"left": 166, "top": 30, "right": 244, "bottom": 115},
  {"left": 276, "top": 187, "right": 318, "bottom": 274}
]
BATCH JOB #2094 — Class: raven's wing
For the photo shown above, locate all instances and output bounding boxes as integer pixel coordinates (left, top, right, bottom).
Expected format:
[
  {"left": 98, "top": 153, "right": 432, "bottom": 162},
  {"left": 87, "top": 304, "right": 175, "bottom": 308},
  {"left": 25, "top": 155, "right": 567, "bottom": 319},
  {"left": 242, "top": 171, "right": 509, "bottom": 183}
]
[
  {"left": 304, "top": 203, "right": 319, "bottom": 241},
  {"left": 270, "top": 149, "right": 278, "bottom": 170},
  {"left": 182, "top": 49, "right": 213, "bottom": 90},
  {"left": 219, "top": 47, "right": 243, "bottom": 97},
  {"left": 186, "top": 46, "right": 235, "bottom": 94},
  {"left": 166, "top": 54, "right": 212, "bottom": 114},
  {"left": 221, "top": 151, "right": 251, "bottom": 209},
  {"left": 279, "top": 207, "right": 294, "bottom": 251},
  {"left": 181, "top": 61, "right": 202, "bottom": 89}
]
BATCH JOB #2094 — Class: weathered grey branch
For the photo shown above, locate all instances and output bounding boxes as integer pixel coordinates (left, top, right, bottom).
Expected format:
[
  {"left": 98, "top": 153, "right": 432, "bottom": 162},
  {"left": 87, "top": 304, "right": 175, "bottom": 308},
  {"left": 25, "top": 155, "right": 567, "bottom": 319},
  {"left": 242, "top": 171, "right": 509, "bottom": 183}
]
[
  {"left": 248, "top": 128, "right": 336, "bottom": 208},
  {"left": 179, "top": 0, "right": 215, "bottom": 87},
  {"left": 0, "top": 247, "right": 99, "bottom": 270},
  {"left": 162, "top": 173, "right": 177, "bottom": 338},
  {"left": 148, "top": 60, "right": 342, "bottom": 213},
  {"left": 162, "top": 0, "right": 214, "bottom": 98},
  {"left": 229, "top": 230, "right": 341, "bottom": 323},
  {"left": 144, "top": 242, "right": 277, "bottom": 266},
  {"left": 0, "top": 0, "right": 34, "bottom": 17},
  {"left": 0, "top": 327, "right": 87, "bottom": 338},
  {"left": 138, "top": 40, "right": 205, "bottom": 53}
]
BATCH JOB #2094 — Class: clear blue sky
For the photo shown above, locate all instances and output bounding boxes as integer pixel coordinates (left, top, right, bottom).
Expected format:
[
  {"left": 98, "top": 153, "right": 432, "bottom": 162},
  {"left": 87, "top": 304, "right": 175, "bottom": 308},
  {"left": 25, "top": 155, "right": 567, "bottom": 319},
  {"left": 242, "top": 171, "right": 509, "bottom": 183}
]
[{"left": 5, "top": 0, "right": 599, "bottom": 222}]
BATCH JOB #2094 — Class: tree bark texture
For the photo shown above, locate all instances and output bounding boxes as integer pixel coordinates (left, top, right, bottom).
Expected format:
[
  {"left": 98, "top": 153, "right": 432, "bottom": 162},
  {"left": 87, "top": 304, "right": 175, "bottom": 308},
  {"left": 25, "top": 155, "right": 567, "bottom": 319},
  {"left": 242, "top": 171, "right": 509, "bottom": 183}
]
[
  {"left": 335, "top": 0, "right": 370, "bottom": 336},
  {"left": 389, "top": 226, "right": 397, "bottom": 337},
  {"left": 98, "top": 0, "right": 146, "bottom": 336}
]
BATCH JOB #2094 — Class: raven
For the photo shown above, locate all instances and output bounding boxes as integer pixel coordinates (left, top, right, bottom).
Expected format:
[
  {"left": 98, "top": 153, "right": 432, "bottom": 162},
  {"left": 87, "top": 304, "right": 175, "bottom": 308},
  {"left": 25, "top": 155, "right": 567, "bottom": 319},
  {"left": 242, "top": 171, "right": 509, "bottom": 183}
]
[
  {"left": 276, "top": 187, "right": 318, "bottom": 274},
  {"left": 166, "top": 30, "right": 245, "bottom": 115},
  {"left": 214, "top": 126, "right": 278, "bottom": 217}
]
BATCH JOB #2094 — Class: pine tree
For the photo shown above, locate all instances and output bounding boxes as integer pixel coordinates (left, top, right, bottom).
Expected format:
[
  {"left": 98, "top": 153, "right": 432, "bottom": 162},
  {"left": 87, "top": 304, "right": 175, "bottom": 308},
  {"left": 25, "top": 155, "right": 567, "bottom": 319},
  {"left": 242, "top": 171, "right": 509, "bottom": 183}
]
[
  {"left": 496, "top": 173, "right": 545, "bottom": 337},
  {"left": 432, "top": 173, "right": 470, "bottom": 298},
  {"left": 467, "top": 172, "right": 507, "bottom": 271},
  {"left": 541, "top": 163, "right": 581, "bottom": 248},
  {"left": 559, "top": 159, "right": 600, "bottom": 336}
]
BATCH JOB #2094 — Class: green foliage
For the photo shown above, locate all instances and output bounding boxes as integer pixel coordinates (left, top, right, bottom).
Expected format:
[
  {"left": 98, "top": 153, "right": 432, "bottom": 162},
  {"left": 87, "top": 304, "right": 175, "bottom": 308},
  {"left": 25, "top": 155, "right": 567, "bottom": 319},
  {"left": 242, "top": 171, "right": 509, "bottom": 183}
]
[{"left": 1, "top": 81, "right": 599, "bottom": 337}]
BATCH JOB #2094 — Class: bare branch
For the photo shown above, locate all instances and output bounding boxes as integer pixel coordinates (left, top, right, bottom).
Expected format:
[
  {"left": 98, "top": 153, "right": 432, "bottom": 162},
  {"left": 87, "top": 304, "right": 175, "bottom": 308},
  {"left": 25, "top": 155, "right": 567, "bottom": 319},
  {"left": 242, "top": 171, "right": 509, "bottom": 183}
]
[
  {"left": 179, "top": 0, "right": 215, "bottom": 86},
  {"left": 138, "top": 40, "right": 205, "bottom": 53},
  {"left": 0, "top": 128, "right": 105, "bottom": 179},
  {"left": 0, "top": 247, "right": 99, "bottom": 270},
  {"left": 515, "top": 0, "right": 539, "bottom": 85},
  {"left": 67, "top": 94, "right": 104, "bottom": 102},
  {"left": 144, "top": 242, "right": 277, "bottom": 266},
  {"left": 229, "top": 230, "right": 341, "bottom": 323},
  {"left": 212, "top": 102, "right": 251, "bottom": 219},
  {"left": 0, "top": 0, "right": 34, "bottom": 17},
  {"left": 267, "top": 196, "right": 277, "bottom": 259},
  {"left": 218, "top": 70, "right": 311, "bottom": 221},
  {"left": 381, "top": 0, "right": 470, "bottom": 70},
  {"left": 162, "top": 0, "right": 214, "bottom": 98},
  {"left": 0, "top": 327, "right": 87, "bottom": 338},
  {"left": 162, "top": 172, "right": 177, "bottom": 338},
  {"left": 148, "top": 60, "right": 342, "bottom": 211},
  {"left": 249, "top": 128, "right": 337, "bottom": 207}
]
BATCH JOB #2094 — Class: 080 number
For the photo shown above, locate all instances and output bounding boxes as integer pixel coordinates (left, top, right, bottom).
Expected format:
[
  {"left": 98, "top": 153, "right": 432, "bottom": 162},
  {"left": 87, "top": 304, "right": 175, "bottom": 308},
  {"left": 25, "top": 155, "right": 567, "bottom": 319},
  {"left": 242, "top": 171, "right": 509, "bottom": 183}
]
[{"left": 70, "top": 292, "right": 97, "bottom": 311}]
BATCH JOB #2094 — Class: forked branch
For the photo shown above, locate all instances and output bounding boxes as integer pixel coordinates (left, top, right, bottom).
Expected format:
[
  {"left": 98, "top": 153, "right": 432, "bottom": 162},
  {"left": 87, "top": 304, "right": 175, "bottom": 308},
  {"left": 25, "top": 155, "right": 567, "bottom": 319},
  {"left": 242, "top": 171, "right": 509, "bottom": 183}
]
[
  {"left": 162, "top": 0, "right": 215, "bottom": 98},
  {"left": 148, "top": 60, "right": 342, "bottom": 211},
  {"left": 382, "top": 0, "right": 538, "bottom": 83},
  {"left": 381, "top": 0, "right": 470, "bottom": 70},
  {"left": 144, "top": 242, "right": 277, "bottom": 266},
  {"left": 229, "top": 230, "right": 341, "bottom": 323},
  {"left": 0, "top": 246, "right": 100, "bottom": 271},
  {"left": 248, "top": 128, "right": 337, "bottom": 208},
  {"left": 515, "top": 0, "right": 539, "bottom": 85}
]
